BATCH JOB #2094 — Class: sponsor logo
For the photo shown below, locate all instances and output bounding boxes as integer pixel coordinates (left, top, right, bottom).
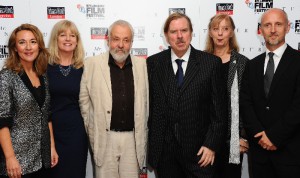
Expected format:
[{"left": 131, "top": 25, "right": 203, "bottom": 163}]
[
  {"left": 298, "top": 43, "right": 300, "bottom": 51},
  {"left": 131, "top": 48, "right": 148, "bottom": 59},
  {"left": 77, "top": 4, "right": 105, "bottom": 19},
  {"left": 295, "top": 20, "right": 300, "bottom": 34},
  {"left": 47, "top": 7, "right": 65, "bottom": 19},
  {"left": 134, "top": 26, "right": 145, "bottom": 41},
  {"left": 0, "top": 45, "right": 9, "bottom": 60},
  {"left": 257, "top": 23, "right": 261, "bottom": 34},
  {"left": 91, "top": 27, "right": 108, "bottom": 39},
  {"left": 87, "top": 4, "right": 104, "bottom": 19},
  {"left": 216, "top": 3, "right": 234, "bottom": 15},
  {"left": 245, "top": 0, "right": 255, "bottom": 10},
  {"left": 169, "top": 8, "right": 185, "bottom": 15},
  {"left": 254, "top": 0, "right": 273, "bottom": 13},
  {"left": 139, "top": 166, "right": 147, "bottom": 178},
  {"left": 0, "top": 6, "right": 14, "bottom": 18}
]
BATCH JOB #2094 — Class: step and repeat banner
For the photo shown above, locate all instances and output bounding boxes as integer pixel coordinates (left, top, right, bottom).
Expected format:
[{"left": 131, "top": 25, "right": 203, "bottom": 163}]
[{"left": 1, "top": 0, "right": 299, "bottom": 178}]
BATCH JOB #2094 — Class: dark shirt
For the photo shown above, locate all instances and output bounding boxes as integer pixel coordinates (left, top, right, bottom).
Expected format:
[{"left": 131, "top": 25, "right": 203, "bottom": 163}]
[
  {"left": 222, "top": 61, "right": 230, "bottom": 94},
  {"left": 109, "top": 54, "right": 134, "bottom": 131},
  {"left": 20, "top": 72, "right": 45, "bottom": 108}
]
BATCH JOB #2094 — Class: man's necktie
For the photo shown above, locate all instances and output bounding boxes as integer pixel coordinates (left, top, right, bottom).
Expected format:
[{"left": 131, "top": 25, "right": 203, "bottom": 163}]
[
  {"left": 175, "top": 59, "right": 184, "bottom": 87},
  {"left": 264, "top": 52, "right": 274, "bottom": 96}
]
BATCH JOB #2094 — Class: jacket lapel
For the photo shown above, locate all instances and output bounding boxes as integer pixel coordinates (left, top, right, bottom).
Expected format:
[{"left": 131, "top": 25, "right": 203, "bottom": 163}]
[
  {"left": 99, "top": 52, "right": 112, "bottom": 97},
  {"left": 256, "top": 54, "right": 266, "bottom": 99},
  {"left": 228, "top": 52, "right": 237, "bottom": 92},
  {"left": 157, "top": 49, "right": 178, "bottom": 98},
  {"left": 267, "top": 46, "right": 293, "bottom": 99},
  {"left": 131, "top": 55, "right": 139, "bottom": 100},
  {"left": 180, "top": 46, "right": 200, "bottom": 93}
]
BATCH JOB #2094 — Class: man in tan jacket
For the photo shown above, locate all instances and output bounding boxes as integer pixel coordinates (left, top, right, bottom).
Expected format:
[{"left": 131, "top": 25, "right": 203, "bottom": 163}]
[{"left": 79, "top": 20, "right": 148, "bottom": 178}]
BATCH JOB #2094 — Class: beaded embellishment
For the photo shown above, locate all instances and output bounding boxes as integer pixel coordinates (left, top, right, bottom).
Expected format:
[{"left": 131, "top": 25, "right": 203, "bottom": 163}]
[{"left": 59, "top": 65, "right": 72, "bottom": 76}]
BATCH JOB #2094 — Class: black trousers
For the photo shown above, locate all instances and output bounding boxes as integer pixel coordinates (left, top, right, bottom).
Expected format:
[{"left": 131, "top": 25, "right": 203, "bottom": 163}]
[
  {"left": 251, "top": 159, "right": 300, "bottom": 178},
  {"left": 157, "top": 135, "right": 215, "bottom": 178},
  {"left": 214, "top": 147, "right": 243, "bottom": 178}
]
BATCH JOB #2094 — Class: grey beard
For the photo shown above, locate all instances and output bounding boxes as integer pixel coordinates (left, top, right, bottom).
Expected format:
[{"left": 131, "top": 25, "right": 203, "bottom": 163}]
[{"left": 110, "top": 51, "right": 129, "bottom": 63}]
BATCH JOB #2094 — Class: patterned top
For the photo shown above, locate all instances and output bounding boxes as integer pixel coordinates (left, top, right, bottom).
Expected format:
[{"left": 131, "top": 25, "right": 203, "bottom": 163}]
[{"left": 0, "top": 69, "right": 51, "bottom": 175}]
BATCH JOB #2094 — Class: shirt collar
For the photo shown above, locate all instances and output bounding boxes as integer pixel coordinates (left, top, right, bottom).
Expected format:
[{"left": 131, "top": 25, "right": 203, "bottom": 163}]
[
  {"left": 171, "top": 45, "right": 191, "bottom": 63},
  {"left": 266, "top": 43, "right": 287, "bottom": 59}
]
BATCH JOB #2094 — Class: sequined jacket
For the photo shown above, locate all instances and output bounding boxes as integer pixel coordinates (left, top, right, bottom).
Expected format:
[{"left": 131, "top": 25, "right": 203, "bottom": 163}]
[{"left": 0, "top": 69, "right": 51, "bottom": 175}]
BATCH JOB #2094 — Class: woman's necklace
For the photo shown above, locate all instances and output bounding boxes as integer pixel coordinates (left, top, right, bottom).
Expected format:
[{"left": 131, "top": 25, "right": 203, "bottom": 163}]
[{"left": 59, "top": 65, "right": 72, "bottom": 76}]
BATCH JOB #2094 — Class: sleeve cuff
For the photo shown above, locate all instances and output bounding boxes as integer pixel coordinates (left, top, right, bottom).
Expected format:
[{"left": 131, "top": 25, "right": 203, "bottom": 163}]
[{"left": 0, "top": 117, "right": 13, "bottom": 129}]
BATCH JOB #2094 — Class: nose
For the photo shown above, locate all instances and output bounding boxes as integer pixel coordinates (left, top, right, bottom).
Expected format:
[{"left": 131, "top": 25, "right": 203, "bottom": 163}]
[
  {"left": 271, "top": 25, "right": 276, "bottom": 33},
  {"left": 66, "top": 35, "right": 70, "bottom": 40},
  {"left": 218, "top": 29, "right": 223, "bottom": 35},
  {"left": 177, "top": 31, "right": 183, "bottom": 38},
  {"left": 25, "top": 42, "right": 32, "bottom": 50},
  {"left": 117, "top": 40, "right": 124, "bottom": 48}
]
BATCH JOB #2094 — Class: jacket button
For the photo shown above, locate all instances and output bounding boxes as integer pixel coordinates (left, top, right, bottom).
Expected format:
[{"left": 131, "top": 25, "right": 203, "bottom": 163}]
[
  {"left": 107, "top": 111, "right": 110, "bottom": 114},
  {"left": 266, "top": 106, "right": 270, "bottom": 110},
  {"left": 106, "top": 129, "right": 109, "bottom": 131}
]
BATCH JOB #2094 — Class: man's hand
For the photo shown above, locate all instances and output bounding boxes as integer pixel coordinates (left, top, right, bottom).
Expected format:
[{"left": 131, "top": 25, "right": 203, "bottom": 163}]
[
  {"left": 197, "top": 146, "right": 215, "bottom": 167},
  {"left": 254, "top": 131, "right": 277, "bottom": 151}
]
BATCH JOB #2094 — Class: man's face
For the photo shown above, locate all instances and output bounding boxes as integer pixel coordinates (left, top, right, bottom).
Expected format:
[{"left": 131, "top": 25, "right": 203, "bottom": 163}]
[
  {"left": 108, "top": 24, "right": 132, "bottom": 63},
  {"left": 165, "top": 17, "right": 192, "bottom": 58},
  {"left": 259, "top": 9, "right": 290, "bottom": 51}
]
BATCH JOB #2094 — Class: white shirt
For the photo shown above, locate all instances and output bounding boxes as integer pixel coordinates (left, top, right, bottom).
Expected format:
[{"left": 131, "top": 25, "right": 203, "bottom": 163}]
[
  {"left": 264, "top": 43, "right": 287, "bottom": 74},
  {"left": 171, "top": 45, "right": 191, "bottom": 75}
]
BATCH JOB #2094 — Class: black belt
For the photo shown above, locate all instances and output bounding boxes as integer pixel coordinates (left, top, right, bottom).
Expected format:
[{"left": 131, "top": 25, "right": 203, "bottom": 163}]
[{"left": 110, "top": 128, "right": 133, "bottom": 132}]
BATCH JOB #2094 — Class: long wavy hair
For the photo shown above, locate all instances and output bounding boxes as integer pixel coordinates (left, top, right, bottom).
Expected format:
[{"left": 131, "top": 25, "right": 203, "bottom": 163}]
[{"left": 5, "top": 23, "right": 49, "bottom": 75}]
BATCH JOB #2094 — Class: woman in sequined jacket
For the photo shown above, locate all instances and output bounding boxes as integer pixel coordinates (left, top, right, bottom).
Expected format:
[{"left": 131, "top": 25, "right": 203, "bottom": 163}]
[{"left": 0, "top": 24, "right": 58, "bottom": 178}]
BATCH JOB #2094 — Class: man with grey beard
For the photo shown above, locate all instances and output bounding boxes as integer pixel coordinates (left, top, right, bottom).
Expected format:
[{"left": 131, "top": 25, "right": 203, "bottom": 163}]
[{"left": 79, "top": 20, "right": 149, "bottom": 178}]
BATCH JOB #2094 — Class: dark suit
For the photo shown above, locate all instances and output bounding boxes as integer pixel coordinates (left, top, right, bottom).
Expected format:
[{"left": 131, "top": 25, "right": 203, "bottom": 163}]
[
  {"left": 240, "top": 45, "right": 300, "bottom": 178},
  {"left": 147, "top": 46, "right": 227, "bottom": 178}
]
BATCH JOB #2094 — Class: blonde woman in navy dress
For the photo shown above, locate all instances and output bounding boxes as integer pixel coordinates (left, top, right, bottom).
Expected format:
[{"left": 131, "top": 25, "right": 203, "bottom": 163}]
[
  {"left": 0, "top": 24, "right": 58, "bottom": 178},
  {"left": 47, "top": 20, "right": 88, "bottom": 178}
]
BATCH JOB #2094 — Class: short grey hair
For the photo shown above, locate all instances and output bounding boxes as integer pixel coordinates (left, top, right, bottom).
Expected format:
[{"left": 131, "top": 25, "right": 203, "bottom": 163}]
[{"left": 107, "top": 20, "right": 134, "bottom": 41}]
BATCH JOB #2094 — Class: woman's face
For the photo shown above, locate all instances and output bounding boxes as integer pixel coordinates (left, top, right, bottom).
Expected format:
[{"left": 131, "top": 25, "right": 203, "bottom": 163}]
[
  {"left": 210, "top": 19, "right": 233, "bottom": 48},
  {"left": 57, "top": 28, "right": 78, "bottom": 54},
  {"left": 15, "top": 30, "right": 39, "bottom": 66}
]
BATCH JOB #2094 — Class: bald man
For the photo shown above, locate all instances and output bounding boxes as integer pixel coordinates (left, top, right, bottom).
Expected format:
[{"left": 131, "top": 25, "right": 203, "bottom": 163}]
[{"left": 240, "top": 8, "right": 300, "bottom": 178}]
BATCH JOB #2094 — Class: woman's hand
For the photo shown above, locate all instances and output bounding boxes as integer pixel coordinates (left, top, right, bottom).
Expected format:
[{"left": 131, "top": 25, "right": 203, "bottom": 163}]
[
  {"left": 240, "top": 138, "right": 249, "bottom": 153},
  {"left": 51, "top": 147, "right": 59, "bottom": 168},
  {"left": 6, "top": 156, "right": 22, "bottom": 178}
]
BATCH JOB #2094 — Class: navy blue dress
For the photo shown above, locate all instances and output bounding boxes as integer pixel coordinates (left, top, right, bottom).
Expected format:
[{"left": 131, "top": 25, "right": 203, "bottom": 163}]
[{"left": 47, "top": 64, "right": 88, "bottom": 178}]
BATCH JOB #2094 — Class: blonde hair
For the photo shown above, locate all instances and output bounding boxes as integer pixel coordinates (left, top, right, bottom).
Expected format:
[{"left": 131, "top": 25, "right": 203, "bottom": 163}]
[
  {"left": 48, "top": 20, "right": 84, "bottom": 69},
  {"left": 204, "top": 14, "right": 239, "bottom": 54},
  {"left": 5, "top": 23, "right": 49, "bottom": 75}
]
